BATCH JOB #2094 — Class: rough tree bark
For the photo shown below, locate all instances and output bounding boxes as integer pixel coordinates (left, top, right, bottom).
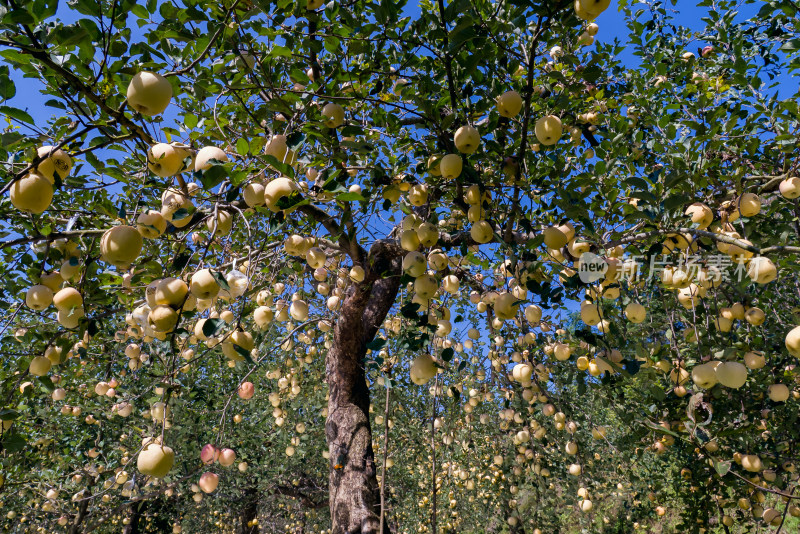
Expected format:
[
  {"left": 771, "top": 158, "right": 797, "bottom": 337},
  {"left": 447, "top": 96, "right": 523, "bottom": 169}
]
[
  {"left": 327, "top": 240, "right": 402, "bottom": 534},
  {"left": 239, "top": 486, "right": 260, "bottom": 534}
]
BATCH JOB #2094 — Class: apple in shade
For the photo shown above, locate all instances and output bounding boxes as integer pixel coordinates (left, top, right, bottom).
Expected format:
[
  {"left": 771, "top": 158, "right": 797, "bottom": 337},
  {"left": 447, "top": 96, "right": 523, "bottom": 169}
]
[
  {"left": 199, "top": 472, "right": 219, "bottom": 493},
  {"left": 238, "top": 381, "right": 255, "bottom": 400},
  {"left": 321, "top": 103, "right": 345, "bottom": 128}
]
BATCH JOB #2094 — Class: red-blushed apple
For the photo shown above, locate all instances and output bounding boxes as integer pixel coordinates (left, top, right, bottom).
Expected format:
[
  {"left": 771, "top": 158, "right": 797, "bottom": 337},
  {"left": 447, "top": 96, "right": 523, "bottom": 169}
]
[
  {"left": 201, "top": 444, "right": 219, "bottom": 465},
  {"left": 238, "top": 381, "right": 255, "bottom": 400}
]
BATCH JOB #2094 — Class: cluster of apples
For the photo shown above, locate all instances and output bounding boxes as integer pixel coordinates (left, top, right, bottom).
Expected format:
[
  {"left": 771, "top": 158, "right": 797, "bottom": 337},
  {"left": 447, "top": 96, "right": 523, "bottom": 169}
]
[{"left": 9, "top": 146, "right": 72, "bottom": 214}]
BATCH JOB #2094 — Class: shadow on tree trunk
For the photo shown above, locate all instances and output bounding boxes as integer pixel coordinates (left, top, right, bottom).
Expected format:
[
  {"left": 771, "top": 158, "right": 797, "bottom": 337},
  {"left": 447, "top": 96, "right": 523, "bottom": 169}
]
[
  {"left": 327, "top": 240, "right": 402, "bottom": 534},
  {"left": 123, "top": 501, "right": 145, "bottom": 534},
  {"left": 240, "top": 485, "right": 260, "bottom": 534}
]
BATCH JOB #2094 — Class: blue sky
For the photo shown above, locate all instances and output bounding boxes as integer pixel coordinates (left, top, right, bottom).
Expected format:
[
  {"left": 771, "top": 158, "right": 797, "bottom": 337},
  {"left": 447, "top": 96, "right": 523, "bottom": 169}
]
[{"left": 8, "top": 1, "right": 792, "bottom": 129}]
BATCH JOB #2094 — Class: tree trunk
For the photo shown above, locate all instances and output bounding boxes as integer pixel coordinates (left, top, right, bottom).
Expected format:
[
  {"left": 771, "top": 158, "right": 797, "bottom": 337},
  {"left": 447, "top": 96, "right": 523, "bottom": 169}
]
[
  {"left": 123, "top": 501, "right": 145, "bottom": 534},
  {"left": 327, "top": 241, "right": 401, "bottom": 534},
  {"left": 239, "top": 486, "right": 259, "bottom": 534},
  {"left": 68, "top": 483, "right": 94, "bottom": 534}
]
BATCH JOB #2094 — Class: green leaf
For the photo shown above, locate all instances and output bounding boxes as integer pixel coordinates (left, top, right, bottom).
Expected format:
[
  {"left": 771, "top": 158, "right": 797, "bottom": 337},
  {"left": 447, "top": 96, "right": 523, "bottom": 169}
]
[
  {"left": 0, "top": 409, "right": 19, "bottom": 419},
  {"left": 366, "top": 337, "right": 387, "bottom": 351},
  {"left": 172, "top": 207, "right": 192, "bottom": 220},
  {"left": 448, "top": 19, "right": 477, "bottom": 53},
  {"left": 286, "top": 131, "right": 305, "bottom": 150},
  {"left": 184, "top": 114, "right": 198, "bottom": 129},
  {"left": 130, "top": 3, "right": 150, "bottom": 18},
  {"left": 270, "top": 45, "right": 292, "bottom": 57},
  {"left": 202, "top": 317, "right": 225, "bottom": 338},
  {"left": 400, "top": 302, "right": 421, "bottom": 319},
  {"left": 441, "top": 347, "right": 454, "bottom": 362},
  {"left": 211, "top": 270, "right": 230, "bottom": 291},
  {"left": 336, "top": 192, "right": 366, "bottom": 202},
  {"left": 714, "top": 460, "right": 731, "bottom": 476},
  {"left": 236, "top": 137, "right": 250, "bottom": 156},
  {"left": 38, "top": 376, "right": 55, "bottom": 392},
  {"left": 0, "top": 105, "right": 35, "bottom": 125},
  {"left": 5, "top": 8, "right": 35, "bottom": 24},
  {"left": 0, "top": 66, "right": 15, "bottom": 100},
  {"left": 172, "top": 251, "right": 192, "bottom": 271},
  {"left": 1, "top": 432, "right": 26, "bottom": 452},
  {"left": 582, "top": 65, "right": 603, "bottom": 83},
  {"left": 781, "top": 39, "right": 800, "bottom": 52},
  {"left": 198, "top": 164, "right": 228, "bottom": 190},
  {"left": 233, "top": 342, "right": 256, "bottom": 365},
  {"left": 262, "top": 155, "right": 295, "bottom": 178},
  {"left": 275, "top": 190, "right": 305, "bottom": 211}
]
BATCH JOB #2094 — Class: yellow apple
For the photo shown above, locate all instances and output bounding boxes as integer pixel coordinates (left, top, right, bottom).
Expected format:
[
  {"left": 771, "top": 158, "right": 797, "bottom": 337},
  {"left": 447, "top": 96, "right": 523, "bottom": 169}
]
[
  {"left": 685, "top": 202, "right": 713, "bottom": 229},
  {"left": 36, "top": 146, "right": 72, "bottom": 182},
  {"left": 137, "top": 443, "right": 175, "bottom": 478},
  {"left": 715, "top": 361, "right": 747, "bottom": 389},
  {"left": 737, "top": 193, "right": 761, "bottom": 217},
  {"left": 26, "top": 284, "right": 53, "bottom": 311},
  {"left": 470, "top": 220, "right": 494, "bottom": 244},
  {"left": 321, "top": 103, "right": 345, "bottom": 128},
  {"left": 194, "top": 146, "right": 228, "bottom": 172},
  {"left": 149, "top": 305, "right": 178, "bottom": 333},
  {"left": 10, "top": 172, "right": 53, "bottom": 213},
  {"left": 691, "top": 362, "right": 718, "bottom": 389},
  {"left": 155, "top": 278, "right": 189, "bottom": 307},
  {"left": 147, "top": 143, "right": 190, "bottom": 177},
  {"left": 53, "top": 287, "right": 82, "bottom": 311},
  {"left": 218, "top": 448, "right": 236, "bottom": 467},
  {"left": 243, "top": 182, "right": 265, "bottom": 207},
  {"left": 29, "top": 356, "right": 52, "bottom": 376},
  {"left": 542, "top": 226, "right": 568, "bottom": 249},
  {"left": 747, "top": 256, "right": 777, "bottom": 284},
  {"left": 454, "top": 125, "right": 480, "bottom": 154},
  {"left": 264, "top": 177, "right": 301, "bottom": 212},
  {"left": 127, "top": 72, "right": 173, "bottom": 116},
  {"left": 190, "top": 269, "right": 220, "bottom": 299},
  {"left": 410, "top": 353, "right": 437, "bottom": 385},
  {"left": 206, "top": 210, "right": 233, "bottom": 236},
  {"left": 534, "top": 115, "right": 562, "bottom": 145},
  {"left": 100, "top": 225, "right": 143, "bottom": 269},
  {"left": 136, "top": 210, "right": 167, "bottom": 238},
  {"left": 779, "top": 177, "right": 800, "bottom": 199},
  {"left": 768, "top": 384, "right": 790, "bottom": 402},
  {"left": 408, "top": 184, "right": 429, "bottom": 206},
  {"left": 625, "top": 302, "right": 646, "bottom": 323},
  {"left": 414, "top": 274, "right": 438, "bottom": 300},
  {"left": 496, "top": 90, "right": 523, "bottom": 118}
]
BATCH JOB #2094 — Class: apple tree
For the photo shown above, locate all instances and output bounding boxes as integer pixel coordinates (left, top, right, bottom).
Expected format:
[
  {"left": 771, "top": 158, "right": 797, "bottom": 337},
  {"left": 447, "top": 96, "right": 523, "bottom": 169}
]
[{"left": 2, "top": 0, "right": 800, "bottom": 532}]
